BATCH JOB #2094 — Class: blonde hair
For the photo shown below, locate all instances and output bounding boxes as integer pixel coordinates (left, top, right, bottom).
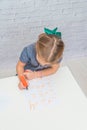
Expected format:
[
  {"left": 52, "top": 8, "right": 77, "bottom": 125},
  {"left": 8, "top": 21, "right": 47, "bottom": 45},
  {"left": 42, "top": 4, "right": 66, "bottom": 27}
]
[{"left": 36, "top": 33, "right": 64, "bottom": 63}]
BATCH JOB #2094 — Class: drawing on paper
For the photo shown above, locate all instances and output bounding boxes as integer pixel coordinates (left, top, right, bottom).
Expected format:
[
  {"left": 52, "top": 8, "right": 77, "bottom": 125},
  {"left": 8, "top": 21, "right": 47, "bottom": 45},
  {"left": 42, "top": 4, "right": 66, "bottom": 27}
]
[{"left": 23, "top": 77, "right": 59, "bottom": 111}]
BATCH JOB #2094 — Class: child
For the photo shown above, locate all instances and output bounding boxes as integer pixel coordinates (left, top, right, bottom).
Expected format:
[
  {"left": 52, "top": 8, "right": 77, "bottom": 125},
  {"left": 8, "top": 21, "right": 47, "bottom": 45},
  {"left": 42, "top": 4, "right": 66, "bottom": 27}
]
[{"left": 16, "top": 27, "right": 64, "bottom": 89}]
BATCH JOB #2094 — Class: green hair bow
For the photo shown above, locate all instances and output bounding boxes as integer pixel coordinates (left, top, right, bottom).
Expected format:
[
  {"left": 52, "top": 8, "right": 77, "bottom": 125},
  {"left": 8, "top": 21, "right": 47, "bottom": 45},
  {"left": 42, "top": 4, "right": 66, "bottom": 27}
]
[{"left": 44, "top": 27, "right": 61, "bottom": 39}]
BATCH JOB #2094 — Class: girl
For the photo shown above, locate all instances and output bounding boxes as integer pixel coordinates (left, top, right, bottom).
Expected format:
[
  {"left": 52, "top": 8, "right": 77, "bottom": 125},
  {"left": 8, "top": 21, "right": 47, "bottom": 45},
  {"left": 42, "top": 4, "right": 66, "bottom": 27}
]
[{"left": 16, "top": 27, "right": 64, "bottom": 89}]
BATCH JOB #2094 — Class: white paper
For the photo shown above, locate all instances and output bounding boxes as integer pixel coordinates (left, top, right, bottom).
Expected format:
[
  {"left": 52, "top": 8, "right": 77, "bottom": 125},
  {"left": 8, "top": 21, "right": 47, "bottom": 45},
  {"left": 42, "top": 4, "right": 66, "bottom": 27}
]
[{"left": 22, "top": 77, "right": 59, "bottom": 111}]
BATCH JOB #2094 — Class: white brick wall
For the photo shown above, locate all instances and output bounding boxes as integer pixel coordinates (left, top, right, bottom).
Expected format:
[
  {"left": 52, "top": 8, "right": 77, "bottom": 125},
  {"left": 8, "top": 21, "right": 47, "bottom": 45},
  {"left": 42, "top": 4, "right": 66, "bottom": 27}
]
[{"left": 0, "top": 0, "right": 87, "bottom": 77}]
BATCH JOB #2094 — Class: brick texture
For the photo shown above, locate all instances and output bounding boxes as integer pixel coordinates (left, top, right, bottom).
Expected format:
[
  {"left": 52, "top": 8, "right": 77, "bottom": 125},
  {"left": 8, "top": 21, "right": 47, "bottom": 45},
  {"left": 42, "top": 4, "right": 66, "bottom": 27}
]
[{"left": 0, "top": 0, "right": 87, "bottom": 77}]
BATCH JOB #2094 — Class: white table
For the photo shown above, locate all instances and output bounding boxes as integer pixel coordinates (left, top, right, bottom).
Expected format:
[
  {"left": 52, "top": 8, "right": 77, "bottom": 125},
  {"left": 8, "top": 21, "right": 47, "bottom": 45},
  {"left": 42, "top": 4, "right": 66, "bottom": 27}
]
[{"left": 0, "top": 66, "right": 87, "bottom": 130}]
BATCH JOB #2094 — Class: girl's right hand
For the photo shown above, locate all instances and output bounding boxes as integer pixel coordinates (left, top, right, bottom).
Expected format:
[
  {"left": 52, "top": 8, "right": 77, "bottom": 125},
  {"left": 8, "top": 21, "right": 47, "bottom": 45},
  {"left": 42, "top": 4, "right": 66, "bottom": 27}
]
[{"left": 18, "top": 81, "right": 28, "bottom": 90}]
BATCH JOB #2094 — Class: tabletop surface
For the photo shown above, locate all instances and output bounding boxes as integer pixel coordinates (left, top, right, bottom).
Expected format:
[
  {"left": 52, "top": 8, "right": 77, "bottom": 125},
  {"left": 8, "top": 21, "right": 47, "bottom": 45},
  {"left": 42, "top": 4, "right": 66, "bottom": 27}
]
[{"left": 0, "top": 66, "right": 87, "bottom": 130}]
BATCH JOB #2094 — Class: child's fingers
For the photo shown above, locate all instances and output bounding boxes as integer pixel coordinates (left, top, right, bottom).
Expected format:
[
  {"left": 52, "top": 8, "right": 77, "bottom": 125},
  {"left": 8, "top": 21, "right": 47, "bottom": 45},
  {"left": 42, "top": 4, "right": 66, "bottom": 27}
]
[
  {"left": 25, "top": 69, "right": 32, "bottom": 73},
  {"left": 23, "top": 70, "right": 33, "bottom": 79},
  {"left": 18, "top": 83, "right": 23, "bottom": 90},
  {"left": 18, "top": 82, "right": 26, "bottom": 90},
  {"left": 23, "top": 72, "right": 29, "bottom": 79}
]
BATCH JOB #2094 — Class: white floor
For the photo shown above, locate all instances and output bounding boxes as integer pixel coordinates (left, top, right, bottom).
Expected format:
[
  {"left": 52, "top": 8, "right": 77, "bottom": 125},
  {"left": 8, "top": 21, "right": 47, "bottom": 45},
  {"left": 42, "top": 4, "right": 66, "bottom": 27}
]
[{"left": 62, "top": 57, "right": 87, "bottom": 97}]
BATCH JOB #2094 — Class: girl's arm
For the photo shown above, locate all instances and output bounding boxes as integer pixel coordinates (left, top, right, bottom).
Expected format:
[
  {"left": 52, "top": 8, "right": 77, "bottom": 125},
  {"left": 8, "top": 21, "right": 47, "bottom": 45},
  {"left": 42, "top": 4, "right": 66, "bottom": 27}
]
[
  {"left": 23, "top": 64, "right": 60, "bottom": 80},
  {"left": 16, "top": 60, "right": 26, "bottom": 79},
  {"left": 35, "top": 63, "right": 60, "bottom": 78}
]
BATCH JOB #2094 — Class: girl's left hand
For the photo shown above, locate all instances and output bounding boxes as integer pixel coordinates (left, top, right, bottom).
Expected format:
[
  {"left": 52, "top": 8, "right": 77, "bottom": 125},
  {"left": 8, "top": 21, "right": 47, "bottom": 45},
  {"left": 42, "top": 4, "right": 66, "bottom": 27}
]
[{"left": 23, "top": 69, "right": 36, "bottom": 80}]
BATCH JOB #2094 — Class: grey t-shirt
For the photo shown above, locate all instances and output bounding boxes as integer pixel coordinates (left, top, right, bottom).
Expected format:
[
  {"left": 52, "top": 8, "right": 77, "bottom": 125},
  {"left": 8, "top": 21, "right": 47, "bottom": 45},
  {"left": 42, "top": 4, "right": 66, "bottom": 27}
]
[{"left": 19, "top": 43, "right": 62, "bottom": 71}]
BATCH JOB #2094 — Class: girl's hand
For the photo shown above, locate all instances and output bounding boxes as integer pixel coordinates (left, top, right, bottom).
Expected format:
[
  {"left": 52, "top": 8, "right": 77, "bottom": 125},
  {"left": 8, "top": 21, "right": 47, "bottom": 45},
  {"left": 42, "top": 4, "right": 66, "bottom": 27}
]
[
  {"left": 18, "top": 80, "right": 28, "bottom": 90},
  {"left": 23, "top": 69, "right": 36, "bottom": 80}
]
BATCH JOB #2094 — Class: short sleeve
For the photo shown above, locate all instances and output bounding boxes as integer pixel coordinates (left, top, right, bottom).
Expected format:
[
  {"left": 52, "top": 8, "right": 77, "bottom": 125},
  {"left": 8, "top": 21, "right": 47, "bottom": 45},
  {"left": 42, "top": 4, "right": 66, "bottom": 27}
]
[{"left": 19, "top": 47, "right": 29, "bottom": 63}]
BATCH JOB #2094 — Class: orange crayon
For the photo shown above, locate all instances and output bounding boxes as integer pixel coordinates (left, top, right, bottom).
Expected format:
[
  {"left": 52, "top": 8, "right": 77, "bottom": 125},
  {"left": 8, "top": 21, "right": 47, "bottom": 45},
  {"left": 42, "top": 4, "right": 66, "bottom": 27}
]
[{"left": 20, "top": 75, "right": 28, "bottom": 89}]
